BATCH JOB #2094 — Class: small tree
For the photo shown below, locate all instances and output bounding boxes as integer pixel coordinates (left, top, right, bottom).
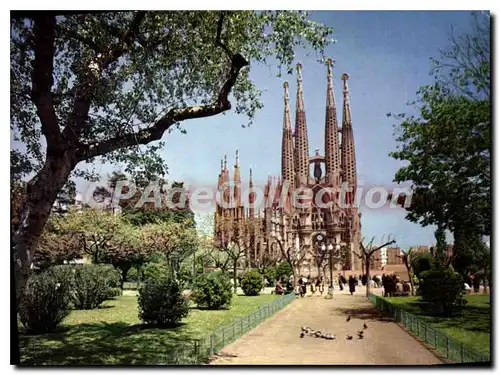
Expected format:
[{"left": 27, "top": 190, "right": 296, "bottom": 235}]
[
  {"left": 138, "top": 277, "right": 189, "bottom": 327},
  {"left": 396, "top": 248, "right": 418, "bottom": 296},
  {"left": 276, "top": 261, "right": 293, "bottom": 282},
  {"left": 356, "top": 236, "right": 396, "bottom": 298},
  {"left": 18, "top": 268, "right": 72, "bottom": 334},
  {"left": 419, "top": 265, "right": 467, "bottom": 316},
  {"left": 240, "top": 269, "right": 263, "bottom": 296},
  {"left": 192, "top": 271, "right": 233, "bottom": 310}
]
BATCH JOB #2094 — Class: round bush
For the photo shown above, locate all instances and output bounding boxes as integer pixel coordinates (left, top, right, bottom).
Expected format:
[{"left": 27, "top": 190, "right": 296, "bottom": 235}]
[
  {"left": 71, "top": 264, "right": 121, "bottom": 309},
  {"left": 19, "top": 268, "right": 72, "bottom": 334},
  {"left": 419, "top": 265, "right": 467, "bottom": 316},
  {"left": 138, "top": 277, "right": 189, "bottom": 327},
  {"left": 127, "top": 267, "right": 139, "bottom": 282},
  {"left": 240, "top": 269, "right": 263, "bottom": 296},
  {"left": 192, "top": 271, "right": 232, "bottom": 310},
  {"left": 142, "top": 261, "right": 171, "bottom": 281},
  {"left": 276, "top": 261, "right": 293, "bottom": 281}
]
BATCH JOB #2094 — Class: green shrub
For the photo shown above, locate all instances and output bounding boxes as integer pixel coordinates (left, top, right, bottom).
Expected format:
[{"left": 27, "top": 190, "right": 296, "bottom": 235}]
[
  {"left": 264, "top": 267, "right": 277, "bottom": 286},
  {"left": 71, "top": 264, "right": 121, "bottom": 309},
  {"left": 419, "top": 265, "right": 467, "bottom": 316},
  {"left": 193, "top": 271, "right": 232, "bottom": 310},
  {"left": 127, "top": 267, "right": 139, "bottom": 282},
  {"left": 276, "top": 261, "right": 293, "bottom": 281},
  {"left": 138, "top": 277, "right": 189, "bottom": 327},
  {"left": 240, "top": 269, "right": 263, "bottom": 296},
  {"left": 412, "top": 252, "right": 436, "bottom": 279},
  {"left": 142, "top": 261, "right": 171, "bottom": 281},
  {"left": 18, "top": 268, "right": 72, "bottom": 334},
  {"left": 107, "top": 287, "right": 123, "bottom": 299}
]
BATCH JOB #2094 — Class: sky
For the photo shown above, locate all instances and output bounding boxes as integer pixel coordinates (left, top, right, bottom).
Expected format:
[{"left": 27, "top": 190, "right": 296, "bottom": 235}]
[
  {"left": 17, "top": 11, "right": 480, "bottom": 249},
  {"left": 152, "top": 11, "right": 476, "bottom": 249}
]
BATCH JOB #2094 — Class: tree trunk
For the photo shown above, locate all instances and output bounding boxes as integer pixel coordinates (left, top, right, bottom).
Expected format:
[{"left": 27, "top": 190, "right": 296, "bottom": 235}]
[
  {"left": 11, "top": 240, "right": 20, "bottom": 365},
  {"left": 13, "top": 154, "right": 75, "bottom": 308},
  {"left": 409, "top": 271, "right": 415, "bottom": 296},
  {"left": 365, "top": 256, "right": 371, "bottom": 298},
  {"left": 120, "top": 266, "right": 131, "bottom": 290},
  {"left": 233, "top": 260, "right": 238, "bottom": 294}
]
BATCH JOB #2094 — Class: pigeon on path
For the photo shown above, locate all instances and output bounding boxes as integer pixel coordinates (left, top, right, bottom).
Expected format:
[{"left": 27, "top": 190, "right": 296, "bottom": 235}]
[
  {"left": 346, "top": 316, "right": 351, "bottom": 322},
  {"left": 346, "top": 334, "right": 353, "bottom": 340},
  {"left": 363, "top": 323, "right": 368, "bottom": 329}
]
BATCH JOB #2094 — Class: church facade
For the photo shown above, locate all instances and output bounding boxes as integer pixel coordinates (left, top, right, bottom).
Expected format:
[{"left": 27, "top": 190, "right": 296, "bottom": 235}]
[{"left": 214, "top": 59, "right": 363, "bottom": 277}]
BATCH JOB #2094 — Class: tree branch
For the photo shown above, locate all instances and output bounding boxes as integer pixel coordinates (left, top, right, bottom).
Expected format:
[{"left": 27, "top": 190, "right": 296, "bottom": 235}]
[
  {"left": 75, "top": 51, "right": 249, "bottom": 161},
  {"left": 31, "top": 14, "right": 61, "bottom": 154},
  {"left": 215, "top": 12, "right": 233, "bottom": 60}
]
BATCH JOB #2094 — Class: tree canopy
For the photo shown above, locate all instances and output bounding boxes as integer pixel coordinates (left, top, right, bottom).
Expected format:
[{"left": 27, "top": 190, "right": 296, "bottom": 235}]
[
  {"left": 11, "top": 11, "right": 334, "bottom": 183},
  {"left": 389, "top": 13, "right": 491, "bottom": 241}
]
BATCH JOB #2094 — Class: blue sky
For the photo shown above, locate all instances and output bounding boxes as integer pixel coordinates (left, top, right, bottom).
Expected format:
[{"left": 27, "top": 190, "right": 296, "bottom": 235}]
[{"left": 73, "top": 11, "right": 477, "bottom": 248}]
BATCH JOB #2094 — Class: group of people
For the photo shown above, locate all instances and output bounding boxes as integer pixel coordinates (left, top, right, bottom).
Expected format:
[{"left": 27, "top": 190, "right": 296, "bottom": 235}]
[
  {"left": 382, "top": 273, "right": 411, "bottom": 297},
  {"left": 274, "top": 272, "right": 411, "bottom": 297}
]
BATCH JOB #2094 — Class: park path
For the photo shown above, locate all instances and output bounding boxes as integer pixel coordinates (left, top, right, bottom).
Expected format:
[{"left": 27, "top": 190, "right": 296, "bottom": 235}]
[{"left": 210, "top": 290, "right": 443, "bottom": 365}]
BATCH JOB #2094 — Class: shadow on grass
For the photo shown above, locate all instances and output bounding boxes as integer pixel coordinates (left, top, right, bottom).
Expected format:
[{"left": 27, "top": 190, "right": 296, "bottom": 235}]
[
  {"left": 19, "top": 321, "right": 200, "bottom": 365},
  {"left": 334, "top": 306, "right": 395, "bottom": 323}
]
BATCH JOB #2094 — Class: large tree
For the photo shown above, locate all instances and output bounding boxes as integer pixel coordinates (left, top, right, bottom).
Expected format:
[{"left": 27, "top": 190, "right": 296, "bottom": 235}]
[
  {"left": 11, "top": 11, "right": 334, "bottom": 304},
  {"left": 141, "top": 218, "right": 198, "bottom": 276},
  {"left": 389, "top": 13, "right": 490, "bottom": 252}
]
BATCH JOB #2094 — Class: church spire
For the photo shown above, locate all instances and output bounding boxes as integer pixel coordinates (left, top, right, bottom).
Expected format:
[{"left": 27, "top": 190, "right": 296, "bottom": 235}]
[
  {"left": 294, "top": 62, "right": 310, "bottom": 187},
  {"left": 233, "top": 150, "right": 241, "bottom": 208},
  {"left": 248, "top": 168, "right": 255, "bottom": 218},
  {"left": 222, "top": 154, "right": 231, "bottom": 207},
  {"left": 341, "top": 73, "right": 357, "bottom": 205},
  {"left": 324, "top": 58, "right": 341, "bottom": 187},
  {"left": 281, "top": 81, "right": 295, "bottom": 191}
]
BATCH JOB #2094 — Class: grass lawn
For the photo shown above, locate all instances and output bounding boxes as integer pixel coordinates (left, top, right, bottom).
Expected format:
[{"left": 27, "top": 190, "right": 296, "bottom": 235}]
[
  {"left": 385, "top": 294, "right": 491, "bottom": 356},
  {"left": 19, "top": 293, "right": 280, "bottom": 365}
]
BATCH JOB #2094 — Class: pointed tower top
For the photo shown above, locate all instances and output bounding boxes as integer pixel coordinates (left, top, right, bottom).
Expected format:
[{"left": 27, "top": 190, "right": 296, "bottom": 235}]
[
  {"left": 296, "top": 62, "right": 303, "bottom": 81},
  {"left": 220, "top": 159, "right": 223, "bottom": 171},
  {"left": 283, "top": 81, "right": 292, "bottom": 130},
  {"left": 296, "top": 62, "right": 304, "bottom": 111},
  {"left": 342, "top": 73, "right": 350, "bottom": 90},
  {"left": 326, "top": 58, "right": 335, "bottom": 107},
  {"left": 341, "top": 73, "right": 351, "bottom": 124},
  {"left": 249, "top": 168, "right": 253, "bottom": 183},
  {"left": 235, "top": 149, "right": 239, "bottom": 167},
  {"left": 224, "top": 154, "right": 228, "bottom": 170}
]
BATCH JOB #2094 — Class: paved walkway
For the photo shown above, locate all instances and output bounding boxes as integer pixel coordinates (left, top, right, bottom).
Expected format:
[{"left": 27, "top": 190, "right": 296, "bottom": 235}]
[{"left": 210, "top": 290, "right": 443, "bottom": 365}]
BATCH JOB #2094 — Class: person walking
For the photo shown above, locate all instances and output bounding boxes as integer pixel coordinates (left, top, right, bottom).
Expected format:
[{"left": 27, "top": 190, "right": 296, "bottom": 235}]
[
  {"left": 310, "top": 277, "right": 317, "bottom": 296},
  {"left": 317, "top": 276, "right": 324, "bottom": 296},
  {"left": 338, "top": 273, "right": 344, "bottom": 291},
  {"left": 298, "top": 277, "right": 306, "bottom": 298},
  {"left": 348, "top": 275, "right": 357, "bottom": 295}
]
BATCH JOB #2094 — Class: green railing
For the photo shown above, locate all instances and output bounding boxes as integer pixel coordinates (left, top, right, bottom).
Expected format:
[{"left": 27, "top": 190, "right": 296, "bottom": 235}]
[
  {"left": 160, "top": 292, "right": 296, "bottom": 365},
  {"left": 368, "top": 294, "right": 490, "bottom": 364}
]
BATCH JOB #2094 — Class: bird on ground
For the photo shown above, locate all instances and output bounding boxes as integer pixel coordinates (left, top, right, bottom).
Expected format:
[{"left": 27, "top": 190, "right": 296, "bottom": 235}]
[
  {"left": 346, "top": 334, "right": 353, "bottom": 340},
  {"left": 363, "top": 323, "right": 368, "bottom": 329},
  {"left": 346, "top": 316, "right": 351, "bottom": 322},
  {"left": 357, "top": 331, "right": 364, "bottom": 339},
  {"left": 301, "top": 326, "right": 307, "bottom": 332},
  {"left": 300, "top": 332, "right": 305, "bottom": 338},
  {"left": 315, "top": 331, "right": 322, "bottom": 338}
]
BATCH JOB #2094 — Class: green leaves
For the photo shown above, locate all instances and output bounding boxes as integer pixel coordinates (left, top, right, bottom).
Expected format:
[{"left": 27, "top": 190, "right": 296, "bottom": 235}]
[
  {"left": 390, "top": 13, "right": 491, "bottom": 239},
  {"left": 11, "top": 11, "right": 334, "bottom": 181}
]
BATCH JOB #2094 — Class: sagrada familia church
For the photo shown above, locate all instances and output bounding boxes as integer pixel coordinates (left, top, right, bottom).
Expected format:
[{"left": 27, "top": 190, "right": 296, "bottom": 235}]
[{"left": 214, "top": 59, "right": 363, "bottom": 276}]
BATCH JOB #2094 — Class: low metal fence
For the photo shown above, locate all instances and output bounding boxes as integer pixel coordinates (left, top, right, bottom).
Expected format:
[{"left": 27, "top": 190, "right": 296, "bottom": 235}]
[
  {"left": 368, "top": 293, "right": 490, "bottom": 363},
  {"left": 166, "top": 292, "right": 296, "bottom": 365}
]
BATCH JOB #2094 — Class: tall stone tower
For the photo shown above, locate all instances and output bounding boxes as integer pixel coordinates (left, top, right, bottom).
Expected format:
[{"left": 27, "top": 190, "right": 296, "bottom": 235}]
[{"left": 213, "top": 59, "right": 362, "bottom": 276}]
